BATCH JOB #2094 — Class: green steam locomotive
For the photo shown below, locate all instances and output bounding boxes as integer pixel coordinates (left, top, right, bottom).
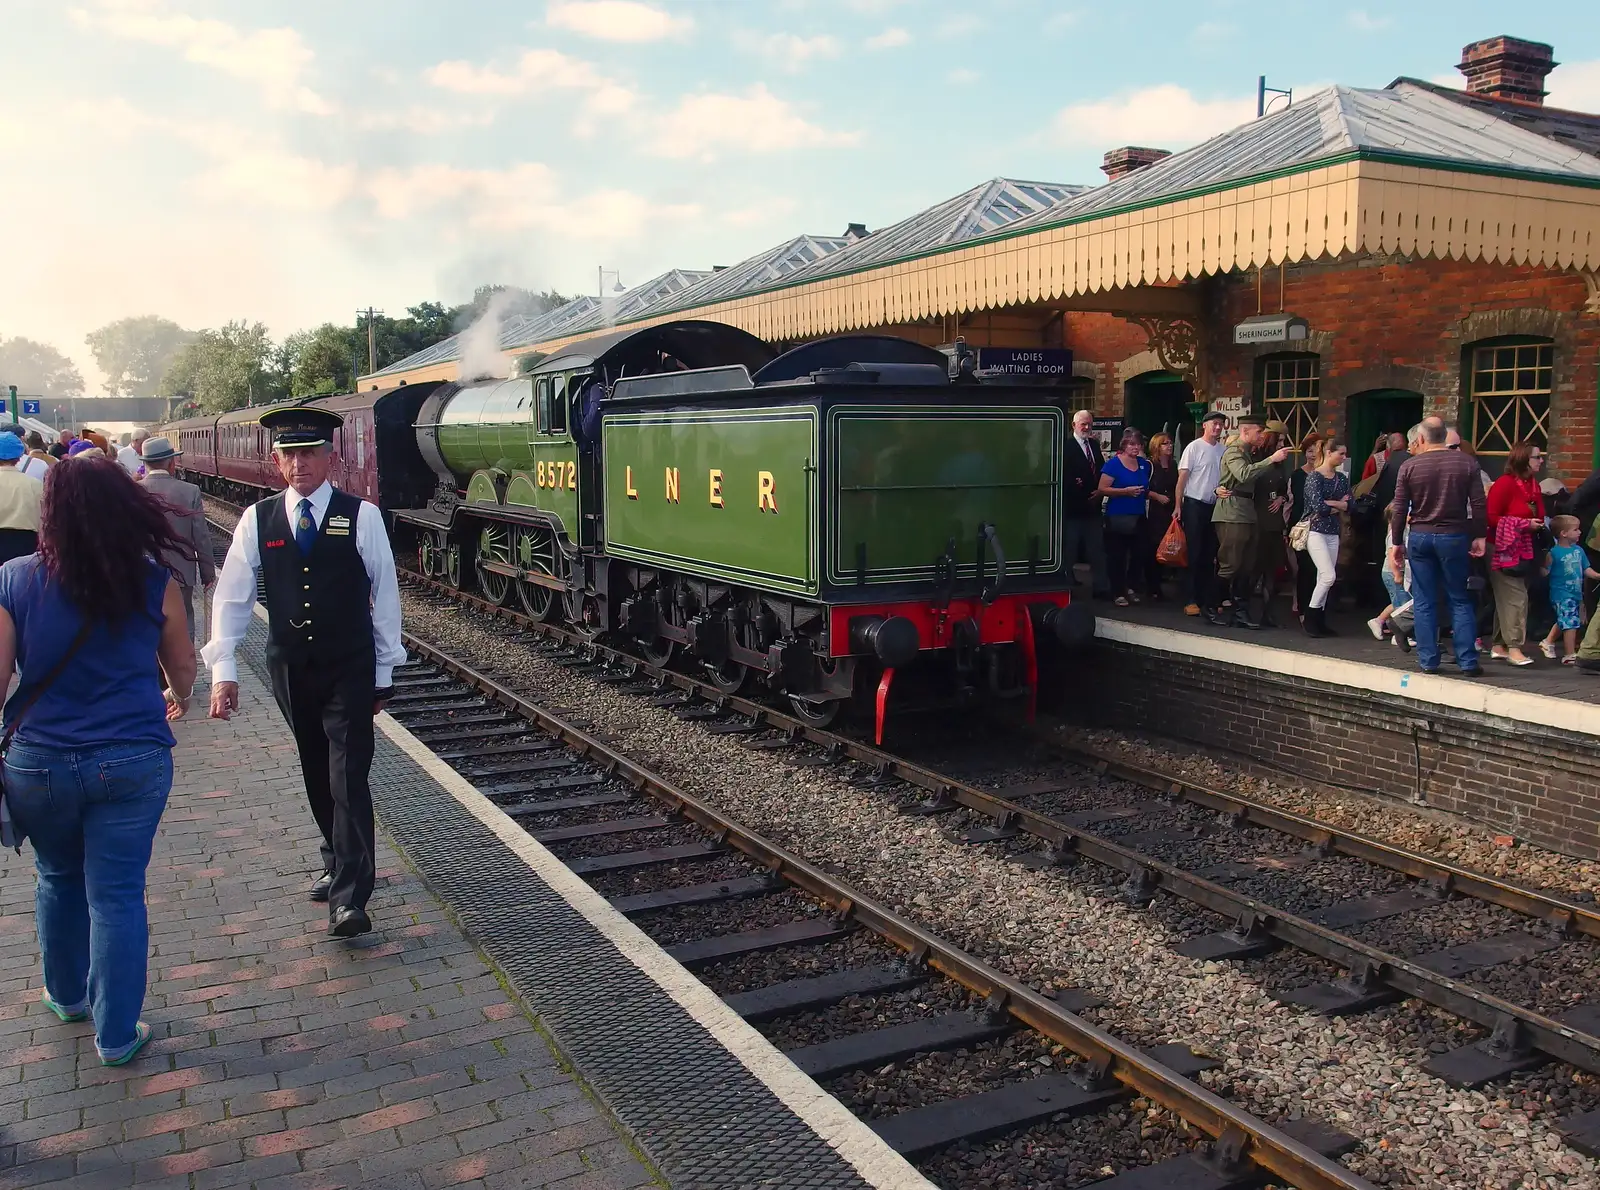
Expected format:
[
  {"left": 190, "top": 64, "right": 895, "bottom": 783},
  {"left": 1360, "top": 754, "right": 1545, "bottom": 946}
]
[{"left": 392, "top": 320, "right": 1090, "bottom": 738}]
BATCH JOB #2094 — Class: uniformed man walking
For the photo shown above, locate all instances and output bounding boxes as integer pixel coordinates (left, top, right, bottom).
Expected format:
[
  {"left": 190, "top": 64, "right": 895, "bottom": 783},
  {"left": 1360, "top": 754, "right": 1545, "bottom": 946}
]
[{"left": 203, "top": 407, "right": 405, "bottom": 938}]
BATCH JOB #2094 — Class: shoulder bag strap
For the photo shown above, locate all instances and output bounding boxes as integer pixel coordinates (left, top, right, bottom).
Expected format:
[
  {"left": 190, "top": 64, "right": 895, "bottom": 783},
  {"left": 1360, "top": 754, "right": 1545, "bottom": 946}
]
[{"left": 2, "top": 620, "right": 96, "bottom": 753}]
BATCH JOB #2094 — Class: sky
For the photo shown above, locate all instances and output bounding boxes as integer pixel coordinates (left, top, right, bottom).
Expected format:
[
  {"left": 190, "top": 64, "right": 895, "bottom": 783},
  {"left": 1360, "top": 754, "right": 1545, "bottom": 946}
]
[{"left": 4, "top": 0, "right": 1598, "bottom": 392}]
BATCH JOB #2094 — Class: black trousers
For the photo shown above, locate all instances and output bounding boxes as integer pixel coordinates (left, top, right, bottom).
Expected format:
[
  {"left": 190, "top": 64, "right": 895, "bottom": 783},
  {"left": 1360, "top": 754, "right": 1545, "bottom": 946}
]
[
  {"left": 1181, "top": 498, "right": 1219, "bottom": 609},
  {"left": 1062, "top": 512, "right": 1110, "bottom": 596},
  {"left": 268, "top": 655, "right": 377, "bottom": 914},
  {"left": 0, "top": 528, "right": 37, "bottom": 565}
]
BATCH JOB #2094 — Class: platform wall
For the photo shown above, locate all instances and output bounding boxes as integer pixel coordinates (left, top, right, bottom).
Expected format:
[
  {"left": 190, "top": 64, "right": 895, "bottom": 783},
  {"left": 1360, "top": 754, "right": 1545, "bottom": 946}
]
[{"left": 1053, "top": 638, "right": 1600, "bottom": 859}]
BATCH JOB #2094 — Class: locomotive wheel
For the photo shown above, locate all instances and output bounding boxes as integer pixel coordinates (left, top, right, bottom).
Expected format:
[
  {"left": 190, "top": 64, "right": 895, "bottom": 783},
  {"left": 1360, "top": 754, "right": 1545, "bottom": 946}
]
[
  {"left": 419, "top": 537, "right": 438, "bottom": 578},
  {"left": 442, "top": 538, "right": 464, "bottom": 591},
  {"left": 475, "top": 524, "right": 513, "bottom": 606},
  {"left": 638, "top": 636, "right": 675, "bottom": 667},
  {"left": 703, "top": 620, "right": 760, "bottom": 694},
  {"left": 787, "top": 695, "right": 839, "bottom": 728},
  {"left": 513, "top": 526, "right": 559, "bottom": 621},
  {"left": 564, "top": 591, "right": 602, "bottom": 641}
]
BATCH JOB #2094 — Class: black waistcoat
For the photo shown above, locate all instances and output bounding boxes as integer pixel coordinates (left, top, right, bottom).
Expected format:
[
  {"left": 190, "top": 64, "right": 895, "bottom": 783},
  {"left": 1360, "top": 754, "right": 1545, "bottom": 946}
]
[{"left": 257, "top": 489, "right": 374, "bottom": 672}]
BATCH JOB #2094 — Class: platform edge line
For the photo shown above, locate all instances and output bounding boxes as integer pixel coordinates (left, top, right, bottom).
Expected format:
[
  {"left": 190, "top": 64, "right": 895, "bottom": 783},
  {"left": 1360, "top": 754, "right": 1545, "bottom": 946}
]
[{"left": 374, "top": 706, "right": 938, "bottom": 1190}]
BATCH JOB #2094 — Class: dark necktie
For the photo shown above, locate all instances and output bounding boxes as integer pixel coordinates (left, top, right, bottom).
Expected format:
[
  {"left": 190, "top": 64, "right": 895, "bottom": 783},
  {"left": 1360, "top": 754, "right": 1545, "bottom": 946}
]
[{"left": 295, "top": 498, "right": 316, "bottom": 555}]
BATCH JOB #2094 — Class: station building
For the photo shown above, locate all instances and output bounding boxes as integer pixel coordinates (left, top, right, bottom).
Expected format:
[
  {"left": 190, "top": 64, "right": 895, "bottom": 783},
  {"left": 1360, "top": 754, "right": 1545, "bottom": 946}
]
[{"left": 365, "top": 36, "right": 1600, "bottom": 479}]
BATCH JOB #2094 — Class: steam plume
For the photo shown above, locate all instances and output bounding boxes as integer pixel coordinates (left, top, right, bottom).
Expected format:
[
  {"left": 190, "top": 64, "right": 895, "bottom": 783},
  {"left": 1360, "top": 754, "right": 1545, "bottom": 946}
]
[{"left": 456, "top": 289, "right": 518, "bottom": 381}]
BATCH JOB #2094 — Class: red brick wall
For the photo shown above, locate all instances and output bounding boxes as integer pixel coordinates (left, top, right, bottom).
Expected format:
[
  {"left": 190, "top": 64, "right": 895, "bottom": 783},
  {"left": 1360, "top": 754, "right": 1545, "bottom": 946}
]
[
  {"left": 1054, "top": 640, "right": 1600, "bottom": 859},
  {"left": 1061, "top": 258, "right": 1598, "bottom": 480}
]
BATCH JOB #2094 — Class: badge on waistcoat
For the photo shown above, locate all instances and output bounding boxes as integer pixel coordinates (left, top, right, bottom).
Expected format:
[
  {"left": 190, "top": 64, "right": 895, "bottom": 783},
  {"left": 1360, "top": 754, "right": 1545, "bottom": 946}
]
[
  {"left": 264, "top": 539, "right": 286, "bottom": 548},
  {"left": 325, "top": 514, "right": 352, "bottom": 536}
]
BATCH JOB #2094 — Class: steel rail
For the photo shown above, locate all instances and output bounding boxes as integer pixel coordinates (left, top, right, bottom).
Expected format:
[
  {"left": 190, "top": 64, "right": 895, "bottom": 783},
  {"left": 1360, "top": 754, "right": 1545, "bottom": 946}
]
[
  {"left": 1045, "top": 744, "right": 1600, "bottom": 939},
  {"left": 391, "top": 563, "right": 1600, "bottom": 1077},
  {"left": 400, "top": 630, "right": 1377, "bottom": 1190}
]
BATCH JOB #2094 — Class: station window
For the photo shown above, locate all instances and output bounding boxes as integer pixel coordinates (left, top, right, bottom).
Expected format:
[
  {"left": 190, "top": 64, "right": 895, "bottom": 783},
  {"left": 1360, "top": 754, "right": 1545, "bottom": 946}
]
[
  {"left": 1258, "top": 354, "right": 1320, "bottom": 447},
  {"left": 1468, "top": 339, "right": 1552, "bottom": 459}
]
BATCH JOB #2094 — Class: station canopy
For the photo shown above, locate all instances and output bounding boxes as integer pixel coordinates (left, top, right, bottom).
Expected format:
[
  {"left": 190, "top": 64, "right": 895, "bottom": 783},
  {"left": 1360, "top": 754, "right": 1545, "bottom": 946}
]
[{"left": 367, "top": 80, "right": 1600, "bottom": 383}]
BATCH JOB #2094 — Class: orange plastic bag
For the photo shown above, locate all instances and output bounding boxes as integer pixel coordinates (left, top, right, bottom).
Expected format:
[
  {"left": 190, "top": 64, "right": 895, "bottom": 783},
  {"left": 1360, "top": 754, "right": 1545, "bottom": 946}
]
[{"left": 1156, "top": 518, "right": 1188, "bottom": 568}]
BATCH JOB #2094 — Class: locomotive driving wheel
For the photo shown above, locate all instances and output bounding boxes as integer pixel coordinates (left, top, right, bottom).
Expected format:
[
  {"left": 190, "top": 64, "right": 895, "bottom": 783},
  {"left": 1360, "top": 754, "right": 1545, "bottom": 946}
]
[
  {"left": 564, "top": 591, "right": 603, "bottom": 641},
  {"left": 475, "top": 524, "right": 513, "bottom": 606},
  {"left": 512, "top": 526, "right": 559, "bottom": 621},
  {"left": 432, "top": 530, "right": 463, "bottom": 591},
  {"left": 419, "top": 536, "right": 438, "bottom": 578},
  {"left": 637, "top": 588, "right": 678, "bottom": 667}
]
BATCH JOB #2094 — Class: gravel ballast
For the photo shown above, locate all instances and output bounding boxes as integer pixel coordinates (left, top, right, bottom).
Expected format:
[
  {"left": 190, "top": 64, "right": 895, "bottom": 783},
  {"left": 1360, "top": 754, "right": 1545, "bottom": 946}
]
[{"left": 399, "top": 590, "right": 1600, "bottom": 1189}]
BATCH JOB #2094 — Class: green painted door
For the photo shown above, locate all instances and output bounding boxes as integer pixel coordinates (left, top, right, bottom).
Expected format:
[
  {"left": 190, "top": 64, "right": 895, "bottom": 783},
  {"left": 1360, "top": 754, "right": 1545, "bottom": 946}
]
[
  {"left": 1124, "top": 371, "right": 1194, "bottom": 445},
  {"left": 1347, "top": 389, "right": 1423, "bottom": 466}
]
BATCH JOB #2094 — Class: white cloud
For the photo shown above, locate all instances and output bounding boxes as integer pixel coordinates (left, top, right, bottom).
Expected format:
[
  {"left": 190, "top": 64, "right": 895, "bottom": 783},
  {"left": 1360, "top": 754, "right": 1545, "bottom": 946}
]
[
  {"left": 1346, "top": 9, "right": 1392, "bottom": 32},
  {"left": 68, "top": 0, "right": 332, "bottom": 115},
  {"left": 1547, "top": 60, "right": 1600, "bottom": 112},
  {"left": 947, "top": 68, "right": 980, "bottom": 86},
  {"left": 545, "top": 0, "right": 691, "bottom": 42},
  {"left": 1191, "top": 21, "right": 1235, "bottom": 42},
  {"left": 865, "top": 27, "right": 910, "bottom": 50},
  {"left": 650, "top": 85, "right": 861, "bottom": 161},
  {"left": 936, "top": 14, "right": 983, "bottom": 38},
  {"left": 1050, "top": 84, "right": 1254, "bottom": 150},
  {"left": 1043, "top": 11, "right": 1081, "bottom": 34},
  {"left": 425, "top": 47, "right": 635, "bottom": 133},
  {"left": 737, "top": 31, "right": 842, "bottom": 72},
  {"left": 354, "top": 107, "right": 498, "bottom": 135}
]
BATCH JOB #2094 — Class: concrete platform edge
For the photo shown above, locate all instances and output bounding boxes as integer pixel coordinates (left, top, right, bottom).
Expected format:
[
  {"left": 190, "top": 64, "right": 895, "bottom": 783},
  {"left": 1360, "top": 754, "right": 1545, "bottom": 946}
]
[
  {"left": 372, "top": 709, "right": 936, "bottom": 1190},
  {"left": 1096, "top": 617, "right": 1599, "bottom": 738}
]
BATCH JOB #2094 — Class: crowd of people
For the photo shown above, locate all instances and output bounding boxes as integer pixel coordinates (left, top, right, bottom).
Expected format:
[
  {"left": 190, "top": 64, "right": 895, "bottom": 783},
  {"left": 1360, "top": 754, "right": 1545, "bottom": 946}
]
[{"left": 1063, "top": 408, "right": 1600, "bottom": 678}]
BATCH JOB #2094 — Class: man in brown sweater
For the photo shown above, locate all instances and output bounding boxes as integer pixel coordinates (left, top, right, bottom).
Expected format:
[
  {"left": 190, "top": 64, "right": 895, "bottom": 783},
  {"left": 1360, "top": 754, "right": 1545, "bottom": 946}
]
[{"left": 1388, "top": 416, "right": 1487, "bottom": 675}]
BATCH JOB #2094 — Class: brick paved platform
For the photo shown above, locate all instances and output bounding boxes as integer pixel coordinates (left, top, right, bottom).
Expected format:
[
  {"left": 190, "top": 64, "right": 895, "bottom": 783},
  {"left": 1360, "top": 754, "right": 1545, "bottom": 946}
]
[{"left": 0, "top": 656, "right": 659, "bottom": 1190}]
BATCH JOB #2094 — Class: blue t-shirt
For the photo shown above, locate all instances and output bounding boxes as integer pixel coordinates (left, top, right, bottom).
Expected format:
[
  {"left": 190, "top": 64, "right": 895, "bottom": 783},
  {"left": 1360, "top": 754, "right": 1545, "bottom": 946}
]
[
  {"left": 1548, "top": 543, "right": 1587, "bottom": 607},
  {"left": 1100, "top": 455, "right": 1152, "bottom": 517},
  {"left": 0, "top": 556, "right": 175, "bottom": 750}
]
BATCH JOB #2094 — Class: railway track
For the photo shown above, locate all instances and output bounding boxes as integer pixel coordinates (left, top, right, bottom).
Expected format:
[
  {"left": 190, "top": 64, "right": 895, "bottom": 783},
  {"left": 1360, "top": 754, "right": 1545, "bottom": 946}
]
[
  {"left": 203, "top": 506, "right": 1600, "bottom": 1171},
  {"left": 383, "top": 630, "right": 1374, "bottom": 1190},
  {"left": 385, "top": 558, "right": 1600, "bottom": 1134}
]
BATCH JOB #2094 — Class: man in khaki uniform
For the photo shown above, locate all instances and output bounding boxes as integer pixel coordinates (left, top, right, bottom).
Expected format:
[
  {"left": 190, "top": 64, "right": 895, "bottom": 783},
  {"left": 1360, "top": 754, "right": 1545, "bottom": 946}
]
[{"left": 1209, "top": 414, "right": 1290, "bottom": 629}]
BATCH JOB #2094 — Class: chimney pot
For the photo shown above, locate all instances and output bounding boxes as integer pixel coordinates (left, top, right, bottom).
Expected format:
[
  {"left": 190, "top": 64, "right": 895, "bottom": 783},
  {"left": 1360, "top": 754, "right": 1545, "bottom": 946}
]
[
  {"left": 1101, "top": 146, "right": 1171, "bottom": 182},
  {"left": 1457, "top": 35, "right": 1556, "bottom": 106},
  {"left": 843, "top": 222, "right": 869, "bottom": 240}
]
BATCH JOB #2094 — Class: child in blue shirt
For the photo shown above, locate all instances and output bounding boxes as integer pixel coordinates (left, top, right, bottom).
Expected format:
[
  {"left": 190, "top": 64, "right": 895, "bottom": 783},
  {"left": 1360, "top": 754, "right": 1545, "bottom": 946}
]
[{"left": 1541, "top": 515, "right": 1600, "bottom": 663}]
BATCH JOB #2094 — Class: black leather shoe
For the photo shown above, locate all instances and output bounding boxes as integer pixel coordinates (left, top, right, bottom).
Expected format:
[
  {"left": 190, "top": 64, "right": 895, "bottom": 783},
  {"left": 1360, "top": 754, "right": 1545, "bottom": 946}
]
[
  {"left": 1232, "top": 608, "right": 1261, "bottom": 630},
  {"left": 1204, "top": 608, "right": 1229, "bottom": 626},
  {"left": 309, "top": 873, "right": 333, "bottom": 903},
  {"left": 329, "top": 907, "right": 372, "bottom": 938},
  {"left": 1458, "top": 665, "right": 1484, "bottom": 678}
]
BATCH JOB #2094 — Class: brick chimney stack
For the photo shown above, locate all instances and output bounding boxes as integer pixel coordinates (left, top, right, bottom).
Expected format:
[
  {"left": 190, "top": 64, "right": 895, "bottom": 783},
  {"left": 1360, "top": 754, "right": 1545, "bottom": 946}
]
[
  {"left": 1457, "top": 36, "right": 1556, "bottom": 106},
  {"left": 1102, "top": 146, "right": 1171, "bottom": 182}
]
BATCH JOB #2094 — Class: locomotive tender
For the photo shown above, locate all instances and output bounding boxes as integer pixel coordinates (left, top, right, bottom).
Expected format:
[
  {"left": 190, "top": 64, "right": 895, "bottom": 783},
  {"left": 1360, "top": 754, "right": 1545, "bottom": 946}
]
[{"left": 166, "top": 321, "right": 1089, "bottom": 738}]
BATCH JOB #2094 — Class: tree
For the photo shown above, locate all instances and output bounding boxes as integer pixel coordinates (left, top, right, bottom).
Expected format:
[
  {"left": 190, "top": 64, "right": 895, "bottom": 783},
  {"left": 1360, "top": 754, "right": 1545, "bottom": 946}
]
[
  {"left": 449, "top": 285, "right": 569, "bottom": 332},
  {"left": 84, "top": 315, "right": 195, "bottom": 396},
  {"left": 283, "top": 323, "right": 357, "bottom": 397},
  {"left": 0, "top": 335, "right": 84, "bottom": 396},
  {"left": 160, "top": 320, "right": 280, "bottom": 414}
]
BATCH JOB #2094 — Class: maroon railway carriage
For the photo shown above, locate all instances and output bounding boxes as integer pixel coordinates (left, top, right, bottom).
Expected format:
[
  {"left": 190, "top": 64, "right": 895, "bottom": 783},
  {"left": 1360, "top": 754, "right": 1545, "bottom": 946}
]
[
  {"left": 160, "top": 384, "right": 443, "bottom": 515},
  {"left": 168, "top": 414, "right": 217, "bottom": 481}
]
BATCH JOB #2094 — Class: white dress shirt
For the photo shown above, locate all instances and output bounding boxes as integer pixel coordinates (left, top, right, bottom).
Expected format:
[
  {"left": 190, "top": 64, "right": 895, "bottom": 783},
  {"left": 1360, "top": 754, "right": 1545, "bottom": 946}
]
[{"left": 201, "top": 481, "right": 405, "bottom": 688}]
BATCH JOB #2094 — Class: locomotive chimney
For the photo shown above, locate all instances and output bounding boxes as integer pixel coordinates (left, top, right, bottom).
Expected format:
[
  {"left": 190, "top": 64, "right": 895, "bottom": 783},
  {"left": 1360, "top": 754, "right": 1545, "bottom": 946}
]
[
  {"left": 1101, "top": 146, "right": 1171, "bottom": 182},
  {"left": 1457, "top": 36, "right": 1556, "bottom": 106}
]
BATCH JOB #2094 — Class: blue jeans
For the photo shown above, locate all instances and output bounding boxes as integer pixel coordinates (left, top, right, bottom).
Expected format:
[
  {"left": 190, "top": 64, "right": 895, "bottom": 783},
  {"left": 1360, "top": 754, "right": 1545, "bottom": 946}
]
[
  {"left": 5, "top": 741, "right": 172, "bottom": 1061},
  {"left": 1406, "top": 532, "right": 1480, "bottom": 671}
]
